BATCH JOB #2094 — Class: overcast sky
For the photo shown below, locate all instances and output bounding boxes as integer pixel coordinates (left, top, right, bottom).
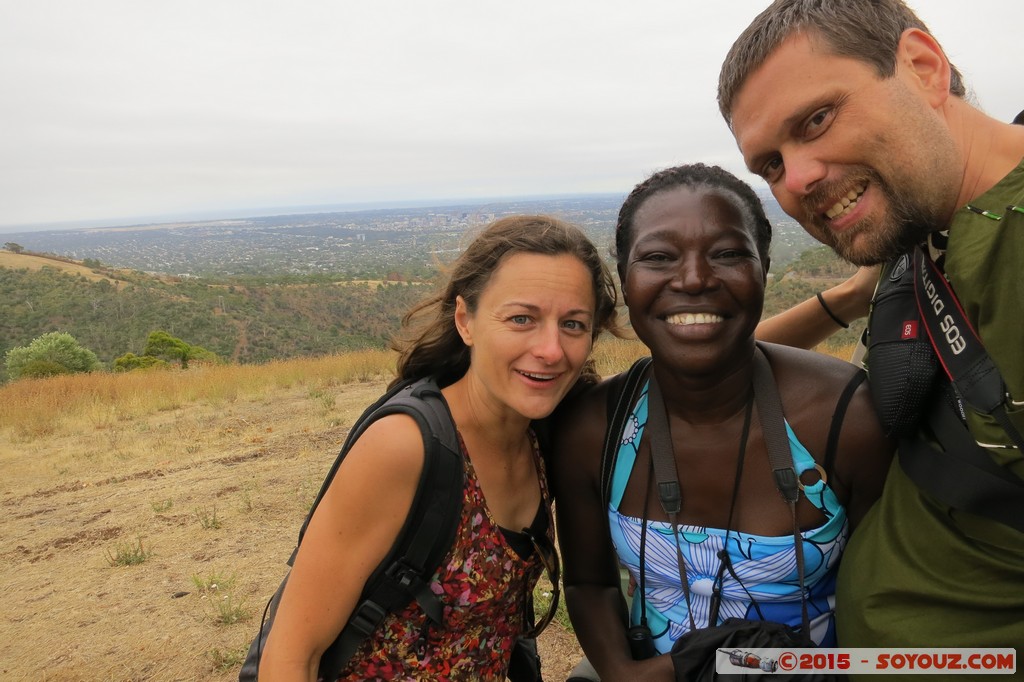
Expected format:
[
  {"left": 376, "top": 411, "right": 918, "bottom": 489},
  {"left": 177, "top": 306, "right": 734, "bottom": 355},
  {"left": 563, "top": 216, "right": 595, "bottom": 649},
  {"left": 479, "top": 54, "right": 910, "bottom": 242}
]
[{"left": 1, "top": 1, "right": 1019, "bottom": 231}]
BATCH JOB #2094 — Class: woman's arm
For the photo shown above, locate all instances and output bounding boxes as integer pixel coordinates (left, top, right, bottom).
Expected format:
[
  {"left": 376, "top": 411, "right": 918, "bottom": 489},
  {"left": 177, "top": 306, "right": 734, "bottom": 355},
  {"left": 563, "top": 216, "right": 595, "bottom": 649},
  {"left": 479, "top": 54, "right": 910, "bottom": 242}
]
[
  {"left": 552, "top": 385, "right": 674, "bottom": 682},
  {"left": 756, "top": 265, "right": 879, "bottom": 350},
  {"left": 258, "top": 414, "right": 425, "bottom": 681}
]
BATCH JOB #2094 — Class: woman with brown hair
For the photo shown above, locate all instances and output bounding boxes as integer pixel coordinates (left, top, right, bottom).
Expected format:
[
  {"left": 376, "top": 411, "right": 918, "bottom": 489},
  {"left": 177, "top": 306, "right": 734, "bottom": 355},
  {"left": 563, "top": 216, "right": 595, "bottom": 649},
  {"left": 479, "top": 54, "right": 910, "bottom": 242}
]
[{"left": 259, "top": 215, "right": 619, "bottom": 681}]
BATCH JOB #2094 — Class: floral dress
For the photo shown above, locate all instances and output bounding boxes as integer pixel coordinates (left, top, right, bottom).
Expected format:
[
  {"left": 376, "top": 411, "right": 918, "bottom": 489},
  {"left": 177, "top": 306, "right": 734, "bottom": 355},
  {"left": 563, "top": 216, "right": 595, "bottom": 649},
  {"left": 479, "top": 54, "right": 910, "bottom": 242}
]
[{"left": 337, "top": 431, "right": 550, "bottom": 681}]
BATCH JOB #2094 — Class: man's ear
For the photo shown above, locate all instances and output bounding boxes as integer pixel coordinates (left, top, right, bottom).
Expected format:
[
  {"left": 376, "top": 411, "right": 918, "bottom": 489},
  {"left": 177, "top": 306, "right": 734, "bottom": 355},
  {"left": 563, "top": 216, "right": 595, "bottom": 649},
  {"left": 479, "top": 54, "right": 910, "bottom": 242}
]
[
  {"left": 896, "top": 28, "right": 952, "bottom": 109},
  {"left": 454, "top": 295, "right": 473, "bottom": 346},
  {"left": 762, "top": 256, "right": 771, "bottom": 284}
]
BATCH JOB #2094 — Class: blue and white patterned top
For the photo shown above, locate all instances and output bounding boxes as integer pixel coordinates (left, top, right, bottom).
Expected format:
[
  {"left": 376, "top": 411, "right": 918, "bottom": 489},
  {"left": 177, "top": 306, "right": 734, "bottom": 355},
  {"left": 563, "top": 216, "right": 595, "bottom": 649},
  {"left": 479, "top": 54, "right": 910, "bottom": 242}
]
[{"left": 607, "top": 380, "right": 848, "bottom": 653}]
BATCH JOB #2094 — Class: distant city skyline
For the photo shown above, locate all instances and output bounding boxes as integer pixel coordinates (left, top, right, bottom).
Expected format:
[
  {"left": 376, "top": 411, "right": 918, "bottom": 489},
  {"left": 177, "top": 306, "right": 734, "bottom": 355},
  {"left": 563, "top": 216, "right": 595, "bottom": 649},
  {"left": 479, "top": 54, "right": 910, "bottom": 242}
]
[{"left": 2, "top": 1, "right": 1019, "bottom": 231}]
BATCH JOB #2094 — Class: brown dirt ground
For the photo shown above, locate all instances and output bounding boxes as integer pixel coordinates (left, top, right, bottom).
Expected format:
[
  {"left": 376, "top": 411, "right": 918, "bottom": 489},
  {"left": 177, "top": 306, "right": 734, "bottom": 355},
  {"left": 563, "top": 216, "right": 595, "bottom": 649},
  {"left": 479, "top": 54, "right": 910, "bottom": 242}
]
[{"left": 0, "top": 380, "right": 583, "bottom": 681}]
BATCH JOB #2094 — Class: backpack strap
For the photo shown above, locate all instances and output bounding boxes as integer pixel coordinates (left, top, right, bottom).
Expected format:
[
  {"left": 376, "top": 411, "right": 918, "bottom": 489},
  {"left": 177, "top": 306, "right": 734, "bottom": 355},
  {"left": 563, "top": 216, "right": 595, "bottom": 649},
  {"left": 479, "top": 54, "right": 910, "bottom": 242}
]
[
  {"left": 823, "top": 369, "right": 867, "bottom": 478},
  {"left": 898, "top": 397, "right": 1024, "bottom": 534},
  {"left": 600, "top": 357, "right": 652, "bottom": 509},
  {"left": 278, "top": 377, "right": 464, "bottom": 681}
]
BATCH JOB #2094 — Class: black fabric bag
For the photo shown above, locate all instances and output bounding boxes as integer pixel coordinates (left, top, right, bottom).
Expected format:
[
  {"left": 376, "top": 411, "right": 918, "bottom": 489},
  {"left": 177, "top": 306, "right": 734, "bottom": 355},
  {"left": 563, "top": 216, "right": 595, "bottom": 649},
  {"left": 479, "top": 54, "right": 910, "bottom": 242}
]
[
  {"left": 239, "top": 377, "right": 544, "bottom": 681},
  {"left": 671, "top": 617, "right": 840, "bottom": 681}
]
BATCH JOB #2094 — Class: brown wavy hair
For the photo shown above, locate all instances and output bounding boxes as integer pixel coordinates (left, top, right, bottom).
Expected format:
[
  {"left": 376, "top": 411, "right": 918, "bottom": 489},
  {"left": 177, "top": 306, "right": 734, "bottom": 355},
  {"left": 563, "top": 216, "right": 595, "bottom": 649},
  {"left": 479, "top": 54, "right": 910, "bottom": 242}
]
[{"left": 390, "top": 214, "right": 619, "bottom": 389}]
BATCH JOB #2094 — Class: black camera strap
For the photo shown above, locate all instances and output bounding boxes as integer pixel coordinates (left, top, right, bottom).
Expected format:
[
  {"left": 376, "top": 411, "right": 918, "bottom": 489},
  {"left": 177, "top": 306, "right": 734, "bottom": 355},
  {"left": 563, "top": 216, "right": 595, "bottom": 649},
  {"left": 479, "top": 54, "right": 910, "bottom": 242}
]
[
  {"left": 898, "top": 246, "right": 1024, "bottom": 532},
  {"left": 912, "top": 246, "right": 1024, "bottom": 450},
  {"left": 643, "top": 346, "right": 810, "bottom": 638}
]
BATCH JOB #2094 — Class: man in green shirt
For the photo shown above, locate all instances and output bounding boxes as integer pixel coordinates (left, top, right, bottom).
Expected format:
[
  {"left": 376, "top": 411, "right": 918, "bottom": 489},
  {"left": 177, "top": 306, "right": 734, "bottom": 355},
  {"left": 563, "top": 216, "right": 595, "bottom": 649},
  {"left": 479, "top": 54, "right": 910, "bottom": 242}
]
[{"left": 717, "top": 0, "right": 1024, "bottom": 664}]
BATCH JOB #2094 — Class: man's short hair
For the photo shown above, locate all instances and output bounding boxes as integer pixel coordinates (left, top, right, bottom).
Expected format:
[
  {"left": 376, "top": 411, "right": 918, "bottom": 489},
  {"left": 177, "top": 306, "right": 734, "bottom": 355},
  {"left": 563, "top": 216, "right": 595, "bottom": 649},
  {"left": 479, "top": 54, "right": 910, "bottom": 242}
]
[{"left": 717, "top": 0, "right": 965, "bottom": 126}]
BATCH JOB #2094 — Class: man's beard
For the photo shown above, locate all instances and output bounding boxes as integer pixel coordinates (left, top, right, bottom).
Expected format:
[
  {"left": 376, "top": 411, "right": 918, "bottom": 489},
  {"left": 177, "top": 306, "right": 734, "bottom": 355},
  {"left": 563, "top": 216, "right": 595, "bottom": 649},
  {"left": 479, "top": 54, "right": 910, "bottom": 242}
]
[{"left": 802, "top": 168, "right": 942, "bottom": 266}]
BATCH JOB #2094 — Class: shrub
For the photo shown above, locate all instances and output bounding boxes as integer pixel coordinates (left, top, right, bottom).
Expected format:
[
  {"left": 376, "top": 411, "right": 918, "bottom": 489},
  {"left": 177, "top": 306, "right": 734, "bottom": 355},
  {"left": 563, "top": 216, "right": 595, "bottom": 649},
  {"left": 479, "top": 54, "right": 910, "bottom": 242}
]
[
  {"left": 19, "top": 359, "right": 71, "bottom": 379},
  {"left": 5, "top": 332, "right": 102, "bottom": 380},
  {"left": 143, "top": 331, "right": 217, "bottom": 369},
  {"left": 113, "top": 352, "right": 169, "bottom": 372}
]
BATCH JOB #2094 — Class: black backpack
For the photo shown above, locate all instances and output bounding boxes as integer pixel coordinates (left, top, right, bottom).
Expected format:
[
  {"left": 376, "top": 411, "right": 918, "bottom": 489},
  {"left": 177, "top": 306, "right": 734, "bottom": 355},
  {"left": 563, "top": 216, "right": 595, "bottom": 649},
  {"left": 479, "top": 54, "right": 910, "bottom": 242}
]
[
  {"left": 239, "top": 377, "right": 466, "bottom": 681},
  {"left": 240, "top": 376, "right": 545, "bottom": 681}
]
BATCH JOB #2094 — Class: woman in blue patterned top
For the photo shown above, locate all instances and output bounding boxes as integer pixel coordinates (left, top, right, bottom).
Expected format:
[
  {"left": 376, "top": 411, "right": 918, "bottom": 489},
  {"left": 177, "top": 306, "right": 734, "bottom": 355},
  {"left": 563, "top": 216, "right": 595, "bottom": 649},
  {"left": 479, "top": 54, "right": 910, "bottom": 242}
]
[{"left": 552, "top": 163, "right": 894, "bottom": 681}]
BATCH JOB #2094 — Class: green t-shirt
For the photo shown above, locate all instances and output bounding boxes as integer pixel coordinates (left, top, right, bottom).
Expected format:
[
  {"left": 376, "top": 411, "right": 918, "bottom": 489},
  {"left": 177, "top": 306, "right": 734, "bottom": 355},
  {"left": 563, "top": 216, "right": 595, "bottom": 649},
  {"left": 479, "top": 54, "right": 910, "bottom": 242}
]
[{"left": 836, "top": 160, "right": 1024, "bottom": 675}]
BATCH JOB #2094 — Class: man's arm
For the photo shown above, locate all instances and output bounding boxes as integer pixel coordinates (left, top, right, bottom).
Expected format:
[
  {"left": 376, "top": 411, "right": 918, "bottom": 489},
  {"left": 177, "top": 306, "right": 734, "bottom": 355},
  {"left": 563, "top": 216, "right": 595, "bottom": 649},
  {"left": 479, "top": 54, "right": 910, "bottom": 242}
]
[{"left": 756, "top": 265, "right": 879, "bottom": 350}]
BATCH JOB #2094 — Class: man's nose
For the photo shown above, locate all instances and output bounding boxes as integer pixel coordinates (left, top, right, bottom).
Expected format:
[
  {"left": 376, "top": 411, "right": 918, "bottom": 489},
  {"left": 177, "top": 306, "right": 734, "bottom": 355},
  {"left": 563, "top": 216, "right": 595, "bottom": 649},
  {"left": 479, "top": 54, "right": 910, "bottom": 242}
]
[{"left": 782, "top": 149, "right": 827, "bottom": 198}]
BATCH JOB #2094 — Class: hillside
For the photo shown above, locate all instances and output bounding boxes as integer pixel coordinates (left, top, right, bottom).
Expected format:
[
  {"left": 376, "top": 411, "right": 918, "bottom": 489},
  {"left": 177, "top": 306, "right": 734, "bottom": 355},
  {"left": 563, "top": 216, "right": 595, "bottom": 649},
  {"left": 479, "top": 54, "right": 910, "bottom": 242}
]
[
  {"left": 0, "top": 242, "right": 864, "bottom": 383},
  {"left": 763, "top": 245, "right": 865, "bottom": 348},
  {"left": 0, "top": 251, "right": 431, "bottom": 378},
  {"left": 0, "top": 250, "right": 127, "bottom": 283}
]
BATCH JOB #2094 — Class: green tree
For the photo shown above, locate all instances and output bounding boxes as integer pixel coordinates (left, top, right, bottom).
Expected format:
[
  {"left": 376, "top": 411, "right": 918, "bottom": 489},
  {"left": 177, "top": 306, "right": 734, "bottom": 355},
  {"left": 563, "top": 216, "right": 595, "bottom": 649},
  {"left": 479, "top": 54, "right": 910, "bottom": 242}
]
[
  {"left": 4, "top": 242, "right": 24, "bottom": 254},
  {"left": 112, "top": 352, "right": 168, "bottom": 372},
  {"left": 4, "top": 331, "right": 102, "bottom": 380},
  {"left": 142, "top": 331, "right": 216, "bottom": 369}
]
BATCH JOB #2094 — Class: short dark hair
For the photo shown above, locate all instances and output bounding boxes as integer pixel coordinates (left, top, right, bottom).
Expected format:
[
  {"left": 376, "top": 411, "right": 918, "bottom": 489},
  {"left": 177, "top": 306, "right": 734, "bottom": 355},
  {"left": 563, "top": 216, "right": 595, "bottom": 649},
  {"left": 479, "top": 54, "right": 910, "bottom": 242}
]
[
  {"left": 392, "top": 214, "right": 619, "bottom": 388},
  {"left": 613, "top": 163, "right": 772, "bottom": 278},
  {"left": 718, "top": 0, "right": 965, "bottom": 125},
  {"left": 1013, "top": 110, "right": 1024, "bottom": 126}
]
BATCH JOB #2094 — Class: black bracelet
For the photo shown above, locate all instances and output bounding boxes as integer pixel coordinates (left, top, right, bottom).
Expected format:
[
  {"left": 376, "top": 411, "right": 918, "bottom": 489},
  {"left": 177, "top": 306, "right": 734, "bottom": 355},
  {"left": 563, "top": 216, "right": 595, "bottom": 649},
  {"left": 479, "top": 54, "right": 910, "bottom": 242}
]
[{"left": 816, "top": 291, "right": 849, "bottom": 328}]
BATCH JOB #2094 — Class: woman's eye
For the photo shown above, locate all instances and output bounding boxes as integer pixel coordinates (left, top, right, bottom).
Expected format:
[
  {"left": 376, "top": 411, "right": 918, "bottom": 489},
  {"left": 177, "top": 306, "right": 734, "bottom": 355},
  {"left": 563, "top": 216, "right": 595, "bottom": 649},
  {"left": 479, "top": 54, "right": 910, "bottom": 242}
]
[
  {"left": 562, "top": 320, "right": 590, "bottom": 333},
  {"left": 510, "top": 314, "right": 531, "bottom": 325},
  {"left": 717, "top": 248, "right": 752, "bottom": 260}
]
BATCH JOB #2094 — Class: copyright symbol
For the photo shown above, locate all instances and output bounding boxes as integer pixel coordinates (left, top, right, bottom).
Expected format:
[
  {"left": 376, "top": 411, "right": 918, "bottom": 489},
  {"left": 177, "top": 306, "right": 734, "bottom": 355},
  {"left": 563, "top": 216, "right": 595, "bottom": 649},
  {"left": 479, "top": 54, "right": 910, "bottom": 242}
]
[{"left": 778, "top": 651, "right": 797, "bottom": 671}]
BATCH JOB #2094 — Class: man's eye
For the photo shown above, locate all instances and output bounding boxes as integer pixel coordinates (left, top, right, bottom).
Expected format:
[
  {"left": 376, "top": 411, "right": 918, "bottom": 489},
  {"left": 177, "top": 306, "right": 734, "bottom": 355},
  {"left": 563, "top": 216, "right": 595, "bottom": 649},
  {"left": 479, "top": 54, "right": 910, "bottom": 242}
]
[
  {"left": 804, "top": 107, "right": 833, "bottom": 137},
  {"left": 761, "top": 157, "right": 783, "bottom": 183}
]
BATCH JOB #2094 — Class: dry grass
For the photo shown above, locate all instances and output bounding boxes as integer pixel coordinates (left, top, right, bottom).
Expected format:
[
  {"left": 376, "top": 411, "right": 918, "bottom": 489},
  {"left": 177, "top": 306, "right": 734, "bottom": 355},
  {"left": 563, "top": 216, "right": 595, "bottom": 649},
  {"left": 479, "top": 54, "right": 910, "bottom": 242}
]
[
  {"left": 0, "top": 250, "right": 127, "bottom": 284},
  {"left": 0, "top": 338, "right": 856, "bottom": 680},
  {"left": 0, "top": 350, "right": 397, "bottom": 441},
  {"left": 0, "top": 350, "right": 594, "bottom": 681}
]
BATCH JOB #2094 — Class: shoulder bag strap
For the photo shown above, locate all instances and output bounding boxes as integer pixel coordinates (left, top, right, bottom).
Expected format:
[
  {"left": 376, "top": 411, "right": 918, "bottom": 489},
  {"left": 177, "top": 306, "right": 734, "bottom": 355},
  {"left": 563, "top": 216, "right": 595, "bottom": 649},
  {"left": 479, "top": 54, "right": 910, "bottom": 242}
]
[
  {"left": 645, "top": 348, "right": 811, "bottom": 637},
  {"left": 751, "top": 344, "right": 811, "bottom": 641},
  {"left": 824, "top": 370, "right": 867, "bottom": 477},
  {"left": 644, "top": 371, "right": 697, "bottom": 631}
]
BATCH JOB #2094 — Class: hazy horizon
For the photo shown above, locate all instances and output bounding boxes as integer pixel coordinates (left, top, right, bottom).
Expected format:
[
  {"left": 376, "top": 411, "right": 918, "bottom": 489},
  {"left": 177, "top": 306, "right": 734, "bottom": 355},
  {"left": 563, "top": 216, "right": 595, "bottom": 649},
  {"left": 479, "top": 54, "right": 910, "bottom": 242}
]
[{"left": 0, "top": 190, "right": 636, "bottom": 235}]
